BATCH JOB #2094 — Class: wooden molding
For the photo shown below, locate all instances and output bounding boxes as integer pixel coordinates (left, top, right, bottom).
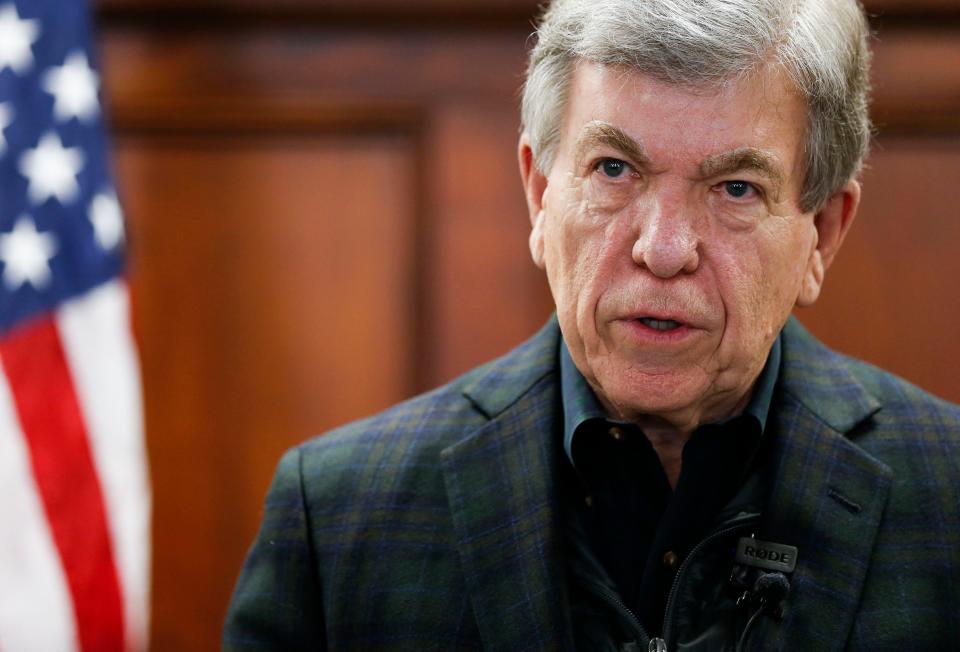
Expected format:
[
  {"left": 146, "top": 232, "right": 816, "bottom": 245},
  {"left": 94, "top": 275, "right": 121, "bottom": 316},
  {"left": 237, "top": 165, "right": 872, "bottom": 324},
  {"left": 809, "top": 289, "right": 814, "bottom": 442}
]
[
  {"left": 109, "top": 98, "right": 423, "bottom": 134},
  {"left": 94, "top": 0, "right": 960, "bottom": 22},
  {"left": 100, "top": 23, "right": 959, "bottom": 138},
  {"left": 872, "top": 29, "right": 960, "bottom": 134}
]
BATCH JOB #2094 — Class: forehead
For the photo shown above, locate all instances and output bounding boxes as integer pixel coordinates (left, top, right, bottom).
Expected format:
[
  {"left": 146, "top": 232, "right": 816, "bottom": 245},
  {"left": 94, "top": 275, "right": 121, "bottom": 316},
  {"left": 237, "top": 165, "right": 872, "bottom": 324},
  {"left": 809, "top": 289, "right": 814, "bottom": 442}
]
[{"left": 557, "top": 62, "right": 808, "bottom": 184}]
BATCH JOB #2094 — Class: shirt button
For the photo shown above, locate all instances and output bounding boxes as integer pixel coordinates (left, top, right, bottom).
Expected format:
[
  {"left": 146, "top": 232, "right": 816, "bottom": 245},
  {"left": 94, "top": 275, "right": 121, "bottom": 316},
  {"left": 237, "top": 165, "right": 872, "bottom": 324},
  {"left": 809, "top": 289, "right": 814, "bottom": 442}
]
[
  {"left": 608, "top": 426, "right": 625, "bottom": 441},
  {"left": 662, "top": 551, "right": 679, "bottom": 569}
]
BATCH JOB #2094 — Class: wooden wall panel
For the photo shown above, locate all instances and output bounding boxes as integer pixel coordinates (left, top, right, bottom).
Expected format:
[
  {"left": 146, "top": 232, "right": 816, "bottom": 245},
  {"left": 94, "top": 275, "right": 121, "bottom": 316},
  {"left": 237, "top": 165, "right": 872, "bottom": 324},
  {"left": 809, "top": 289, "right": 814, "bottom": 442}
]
[
  {"left": 92, "top": 3, "right": 960, "bottom": 650},
  {"left": 100, "top": 19, "right": 549, "bottom": 650},
  {"left": 799, "top": 137, "right": 960, "bottom": 403},
  {"left": 798, "top": 27, "right": 960, "bottom": 403},
  {"left": 871, "top": 27, "right": 960, "bottom": 133},
  {"left": 101, "top": 23, "right": 549, "bottom": 388},
  {"left": 426, "top": 101, "right": 554, "bottom": 383},
  {"left": 95, "top": 0, "right": 960, "bottom": 18},
  {"left": 116, "top": 133, "right": 418, "bottom": 649}
]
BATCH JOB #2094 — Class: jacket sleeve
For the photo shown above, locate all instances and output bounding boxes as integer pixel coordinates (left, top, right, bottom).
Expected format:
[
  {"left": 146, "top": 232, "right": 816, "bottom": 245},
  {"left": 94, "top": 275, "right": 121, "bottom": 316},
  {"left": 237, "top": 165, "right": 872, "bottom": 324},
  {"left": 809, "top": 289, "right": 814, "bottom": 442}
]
[{"left": 223, "top": 447, "right": 326, "bottom": 651}]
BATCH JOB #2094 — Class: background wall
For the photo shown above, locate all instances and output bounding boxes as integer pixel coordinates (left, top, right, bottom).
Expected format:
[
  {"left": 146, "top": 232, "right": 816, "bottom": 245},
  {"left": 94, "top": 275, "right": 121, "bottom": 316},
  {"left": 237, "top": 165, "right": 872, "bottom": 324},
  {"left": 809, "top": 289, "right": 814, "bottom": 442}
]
[{"left": 92, "top": 1, "right": 960, "bottom": 649}]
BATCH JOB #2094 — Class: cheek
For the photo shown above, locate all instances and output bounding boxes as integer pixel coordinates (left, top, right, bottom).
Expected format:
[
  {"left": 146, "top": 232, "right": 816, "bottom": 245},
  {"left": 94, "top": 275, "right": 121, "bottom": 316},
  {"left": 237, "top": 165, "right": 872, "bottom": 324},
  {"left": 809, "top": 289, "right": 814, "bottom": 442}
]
[
  {"left": 766, "top": 220, "right": 818, "bottom": 306},
  {"left": 542, "top": 189, "right": 630, "bottom": 351},
  {"left": 547, "top": 227, "right": 598, "bottom": 332},
  {"left": 543, "top": 184, "right": 612, "bottom": 292},
  {"left": 712, "top": 224, "right": 809, "bottom": 353}
]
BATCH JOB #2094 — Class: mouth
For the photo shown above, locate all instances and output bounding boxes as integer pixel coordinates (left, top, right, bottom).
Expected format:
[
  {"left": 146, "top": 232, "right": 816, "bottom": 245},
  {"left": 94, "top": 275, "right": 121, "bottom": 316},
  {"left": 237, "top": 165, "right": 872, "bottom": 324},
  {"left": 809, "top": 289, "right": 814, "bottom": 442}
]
[
  {"left": 637, "top": 317, "right": 683, "bottom": 332},
  {"left": 623, "top": 315, "right": 696, "bottom": 343}
]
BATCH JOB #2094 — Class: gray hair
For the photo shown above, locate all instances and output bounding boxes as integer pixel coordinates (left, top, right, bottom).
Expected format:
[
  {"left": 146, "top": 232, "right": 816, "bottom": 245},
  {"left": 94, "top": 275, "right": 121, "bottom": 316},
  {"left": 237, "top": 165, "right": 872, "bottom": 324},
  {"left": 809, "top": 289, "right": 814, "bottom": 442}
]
[{"left": 520, "top": 0, "right": 872, "bottom": 212}]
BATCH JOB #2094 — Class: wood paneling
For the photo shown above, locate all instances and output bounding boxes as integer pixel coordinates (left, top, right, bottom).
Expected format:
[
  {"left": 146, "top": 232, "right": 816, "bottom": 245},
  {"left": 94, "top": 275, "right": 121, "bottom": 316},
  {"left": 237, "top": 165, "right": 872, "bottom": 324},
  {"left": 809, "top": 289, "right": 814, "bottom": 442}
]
[
  {"left": 871, "top": 28, "right": 960, "bottom": 132},
  {"left": 96, "top": 0, "right": 960, "bottom": 19},
  {"left": 93, "top": 3, "right": 960, "bottom": 650},
  {"left": 101, "top": 27, "right": 528, "bottom": 110},
  {"left": 117, "top": 133, "right": 418, "bottom": 649},
  {"left": 800, "top": 137, "right": 960, "bottom": 403},
  {"left": 101, "top": 18, "right": 548, "bottom": 650},
  {"left": 425, "top": 101, "right": 554, "bottom": 383}
]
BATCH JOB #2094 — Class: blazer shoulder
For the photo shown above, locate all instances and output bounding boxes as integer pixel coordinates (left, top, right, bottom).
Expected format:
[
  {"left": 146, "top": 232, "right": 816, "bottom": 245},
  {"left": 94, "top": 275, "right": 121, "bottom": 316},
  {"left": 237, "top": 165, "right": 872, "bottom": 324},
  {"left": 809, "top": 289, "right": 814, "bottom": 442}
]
[
  {"left": 288, "top": 318, "right": 561, "bottom": 502},
  {"left": 840, "top": 353, "right": 960, "bottom": 427},
  {"left": 831, "top": 353, "right": 960, "bottom": 496},
  {"left": 293, "top": 371, "right": 486, "bottom": 488}
]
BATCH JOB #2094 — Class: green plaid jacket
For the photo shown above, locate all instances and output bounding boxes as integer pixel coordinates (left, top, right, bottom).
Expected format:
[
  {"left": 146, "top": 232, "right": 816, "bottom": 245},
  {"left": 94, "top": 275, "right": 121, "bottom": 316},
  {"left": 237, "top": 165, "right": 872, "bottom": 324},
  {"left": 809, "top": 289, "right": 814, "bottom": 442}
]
[{"left": 224, "top": 317, "right": 960, "bottom": 651}]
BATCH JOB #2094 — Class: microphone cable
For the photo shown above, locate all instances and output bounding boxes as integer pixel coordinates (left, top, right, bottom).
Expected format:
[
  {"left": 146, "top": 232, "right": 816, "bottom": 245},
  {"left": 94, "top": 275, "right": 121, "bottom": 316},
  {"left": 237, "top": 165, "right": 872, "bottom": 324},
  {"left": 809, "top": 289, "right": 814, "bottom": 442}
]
[{"left": 735, "top": 571, "right": 790, "bottom": 652}]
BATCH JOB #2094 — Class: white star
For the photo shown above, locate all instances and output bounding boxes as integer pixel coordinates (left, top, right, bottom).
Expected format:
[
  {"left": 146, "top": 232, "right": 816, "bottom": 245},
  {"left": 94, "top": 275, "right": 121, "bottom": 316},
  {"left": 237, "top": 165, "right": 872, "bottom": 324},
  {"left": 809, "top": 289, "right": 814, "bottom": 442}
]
[
  {"left": 18, "top": 132, "right": 85, "bottom": 205},
  {"left": 0, "top": 216, "right": 58, "bottom": 290},
  {"left": 0, "top": 4, "right": 39, "bottom": 75},
  {"left": 43, "top": 51, "right": 100, "bottom": 122},
  {"left": 0, "top": 103, "right": 11, "bottom": 154},
  {"left": 89, "top": 191, "right": 125, "bottom": 250}
]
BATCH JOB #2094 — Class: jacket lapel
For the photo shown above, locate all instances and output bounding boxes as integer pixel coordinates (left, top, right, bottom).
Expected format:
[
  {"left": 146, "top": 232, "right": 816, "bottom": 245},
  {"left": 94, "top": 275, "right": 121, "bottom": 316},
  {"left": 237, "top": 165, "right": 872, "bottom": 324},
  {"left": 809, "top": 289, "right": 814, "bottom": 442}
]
[
  {"left": 757, "top": 319, "right": 892, "bottom": 650},
  {"left": 440, "top": 317, "right": 894, "bottom": 650},
  {"left": 441, "top": 318, "right": 575, "bottom": 651}
]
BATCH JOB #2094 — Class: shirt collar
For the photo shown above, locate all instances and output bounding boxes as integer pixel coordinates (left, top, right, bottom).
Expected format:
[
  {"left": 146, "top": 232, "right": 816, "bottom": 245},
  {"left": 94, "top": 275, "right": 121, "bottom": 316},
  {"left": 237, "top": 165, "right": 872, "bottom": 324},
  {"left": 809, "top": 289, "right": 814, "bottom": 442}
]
[{"left": 560, "top": 333, "right": 782, "bottom": 467}]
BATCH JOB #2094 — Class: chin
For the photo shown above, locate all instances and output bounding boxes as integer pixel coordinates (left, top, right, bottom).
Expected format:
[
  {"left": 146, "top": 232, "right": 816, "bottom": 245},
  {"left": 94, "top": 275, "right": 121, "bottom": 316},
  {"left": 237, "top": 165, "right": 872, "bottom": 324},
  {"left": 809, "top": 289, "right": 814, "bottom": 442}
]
[{"left": 599, "top": 369, "right": 708, "bottom": 421}]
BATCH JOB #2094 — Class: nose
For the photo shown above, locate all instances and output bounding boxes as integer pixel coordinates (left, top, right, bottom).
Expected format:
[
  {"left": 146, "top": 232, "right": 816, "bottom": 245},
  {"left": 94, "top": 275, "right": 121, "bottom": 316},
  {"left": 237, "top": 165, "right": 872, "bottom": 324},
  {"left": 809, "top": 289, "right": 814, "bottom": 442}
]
[{"left": 630, "top": 194, "right": 701, "bottom": 278}]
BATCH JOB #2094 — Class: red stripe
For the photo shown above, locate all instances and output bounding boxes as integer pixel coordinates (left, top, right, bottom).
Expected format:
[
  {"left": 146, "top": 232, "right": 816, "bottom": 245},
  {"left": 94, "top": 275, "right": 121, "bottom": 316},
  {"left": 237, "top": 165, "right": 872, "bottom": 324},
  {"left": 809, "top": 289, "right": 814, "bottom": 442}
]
[{"left": 0, "top": 316, "right": 125, "bottom": 652}]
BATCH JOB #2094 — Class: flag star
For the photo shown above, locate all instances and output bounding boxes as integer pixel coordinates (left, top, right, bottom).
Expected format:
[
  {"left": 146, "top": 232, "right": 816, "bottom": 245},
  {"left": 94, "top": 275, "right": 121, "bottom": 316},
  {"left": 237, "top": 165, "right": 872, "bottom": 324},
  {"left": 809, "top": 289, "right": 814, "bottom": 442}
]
[
  {"left": 0, "top": 4, "right": 40, "bottom": 75},
  {"left": 0, "top": 102, "right": 11, "bottom": 154},
  {"left": 0, "top": 216, "right": 58, "bottom": 290},
  {"left": 18, "top": 132, "right": 85, "bottom": 204},
  {"left": 89, "top": 191, "right": 125, "bottom": 250},
  {"left": 43, "top": 51, "right": 100, "bottom": 122}
]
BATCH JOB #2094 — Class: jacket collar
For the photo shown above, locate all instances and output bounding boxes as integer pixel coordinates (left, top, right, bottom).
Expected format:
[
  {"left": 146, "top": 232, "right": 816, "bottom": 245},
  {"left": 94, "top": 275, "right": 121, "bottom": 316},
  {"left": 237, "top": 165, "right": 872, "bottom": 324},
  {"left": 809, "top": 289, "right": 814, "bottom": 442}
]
[
  {"left": 442, "top": 316, "right": 892, "bottom": 650},
  {"left": 458, "top": 317, "right": 561, "bottom": 419},
  {"left": 757, "top": 317, "right": 891, "bottom": 649},
  {"left": 776, "top": 317, "right": 881, "bottom": 431},
  {"left": 442, "top": 317, "right": 575, "bottom": 651}
]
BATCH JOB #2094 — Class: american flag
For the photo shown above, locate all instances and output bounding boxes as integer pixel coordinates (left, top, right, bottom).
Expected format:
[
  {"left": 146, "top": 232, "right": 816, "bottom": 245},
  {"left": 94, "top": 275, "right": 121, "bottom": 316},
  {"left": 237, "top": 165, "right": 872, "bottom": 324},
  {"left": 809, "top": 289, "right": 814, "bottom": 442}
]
[{"left": 0, "top": 1, "right": 149, "bottom": 650}]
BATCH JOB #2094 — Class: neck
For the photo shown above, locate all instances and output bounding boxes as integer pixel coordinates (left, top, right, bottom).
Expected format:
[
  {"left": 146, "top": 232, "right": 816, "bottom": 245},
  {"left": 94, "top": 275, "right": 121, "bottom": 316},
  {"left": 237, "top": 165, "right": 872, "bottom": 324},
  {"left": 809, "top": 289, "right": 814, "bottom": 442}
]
[
  {"left": 600, "top": 387, "right": 755, "bottom": 489},
  {"left": 643, "top": 425, "right": 689, "bottom": 488}
]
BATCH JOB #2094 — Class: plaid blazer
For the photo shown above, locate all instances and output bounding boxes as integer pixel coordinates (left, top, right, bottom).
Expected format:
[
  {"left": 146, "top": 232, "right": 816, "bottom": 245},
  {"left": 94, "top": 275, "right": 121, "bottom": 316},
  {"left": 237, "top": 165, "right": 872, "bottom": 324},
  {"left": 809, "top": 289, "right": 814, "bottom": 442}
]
[{"left": 224, "top": 317, "right": 960, "bottom": 651}]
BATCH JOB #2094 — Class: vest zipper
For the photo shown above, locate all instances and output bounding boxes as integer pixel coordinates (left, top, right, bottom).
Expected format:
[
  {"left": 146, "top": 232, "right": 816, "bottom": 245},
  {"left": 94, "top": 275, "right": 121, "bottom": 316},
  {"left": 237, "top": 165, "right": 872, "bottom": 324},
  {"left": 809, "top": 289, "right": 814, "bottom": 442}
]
[
  {"left": 588, "top": 577, "right": 650, "bottom": 643},
  {"left": 660, "top": 513, "right": 761, "bottom": 646},
  {"left": 580, "top": 566, "right": 666, "bottom": 651}
]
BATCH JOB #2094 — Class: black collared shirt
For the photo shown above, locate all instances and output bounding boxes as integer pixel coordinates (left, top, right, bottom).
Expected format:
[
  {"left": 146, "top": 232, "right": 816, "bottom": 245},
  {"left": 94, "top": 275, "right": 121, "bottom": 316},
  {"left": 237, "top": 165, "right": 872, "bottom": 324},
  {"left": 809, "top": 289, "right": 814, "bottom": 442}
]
[{"left": 559, "top": 336, "right": 781, "bottom": 634}]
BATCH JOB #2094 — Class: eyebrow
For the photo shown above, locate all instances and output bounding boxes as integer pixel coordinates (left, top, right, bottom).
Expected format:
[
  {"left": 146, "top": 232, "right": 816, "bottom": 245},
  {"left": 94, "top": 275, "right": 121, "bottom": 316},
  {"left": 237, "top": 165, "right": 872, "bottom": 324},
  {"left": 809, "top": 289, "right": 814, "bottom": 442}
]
[
  {"left": 699, "top": 148, "right": 786, "bottom": 198},
  {"left": 574, "top": 121, "right": 651, "bottom": 169}
]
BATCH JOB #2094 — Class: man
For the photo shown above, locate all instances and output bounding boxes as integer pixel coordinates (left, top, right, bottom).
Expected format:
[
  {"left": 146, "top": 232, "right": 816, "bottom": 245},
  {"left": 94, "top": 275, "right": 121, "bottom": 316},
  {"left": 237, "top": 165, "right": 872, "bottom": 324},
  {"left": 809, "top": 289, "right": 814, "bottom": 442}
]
[{"left": 224, "top": 0, "right": 960, "bottom": 649}]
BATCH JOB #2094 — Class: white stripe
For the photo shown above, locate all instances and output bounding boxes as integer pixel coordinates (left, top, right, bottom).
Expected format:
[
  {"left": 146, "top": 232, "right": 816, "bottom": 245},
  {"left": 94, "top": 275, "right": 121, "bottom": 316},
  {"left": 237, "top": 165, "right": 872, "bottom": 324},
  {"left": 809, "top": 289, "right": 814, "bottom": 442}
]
[
  {"left": 0, "top": 360, "right": 79, "bottom": 652},
  {"left": 57, "top": 280, "right": 151, "bottom": 652}
]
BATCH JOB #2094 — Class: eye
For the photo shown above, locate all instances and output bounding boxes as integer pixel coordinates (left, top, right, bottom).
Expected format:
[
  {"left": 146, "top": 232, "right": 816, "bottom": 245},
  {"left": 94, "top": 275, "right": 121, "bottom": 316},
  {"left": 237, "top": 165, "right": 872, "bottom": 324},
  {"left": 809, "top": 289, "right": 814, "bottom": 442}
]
[
  {"left": 723, "top": 180, "right": 755, "bottom": 199},
  {"left": 596, "top": 158, "right": 629, "bottom": 179}
]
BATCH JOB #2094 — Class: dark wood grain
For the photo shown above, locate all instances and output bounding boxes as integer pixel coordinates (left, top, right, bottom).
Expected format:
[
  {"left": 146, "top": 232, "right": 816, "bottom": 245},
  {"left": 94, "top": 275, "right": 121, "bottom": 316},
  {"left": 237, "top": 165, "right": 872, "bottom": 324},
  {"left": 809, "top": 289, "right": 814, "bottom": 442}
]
[
  {"left": 800, "top": 136, "right": 960, "bottom": 403},
  {"left": 94, "top": 0, "right": 960, "bottom": 20},
  {"left": 871, "top": 28, "right": 960, "bottom": 133},
  {"left": 119, "top": 132, "right": 421, "bottom": 650},
  {"left": 94, "top": 3, "right": 960, "bottom": 650}
]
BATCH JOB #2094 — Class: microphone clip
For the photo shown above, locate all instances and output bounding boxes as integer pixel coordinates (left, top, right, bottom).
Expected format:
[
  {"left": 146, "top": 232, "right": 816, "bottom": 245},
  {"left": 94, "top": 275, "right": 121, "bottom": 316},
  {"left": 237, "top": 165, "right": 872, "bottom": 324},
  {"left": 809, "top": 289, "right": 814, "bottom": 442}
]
[{"left": 729, "top": 536, "right": 796, "bottom": 620}]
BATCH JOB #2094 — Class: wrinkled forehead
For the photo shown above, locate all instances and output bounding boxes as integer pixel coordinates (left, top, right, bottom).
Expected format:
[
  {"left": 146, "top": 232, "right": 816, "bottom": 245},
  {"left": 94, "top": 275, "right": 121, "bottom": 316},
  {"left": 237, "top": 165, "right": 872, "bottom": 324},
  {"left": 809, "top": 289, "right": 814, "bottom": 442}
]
[
  {"left": 557, "top": 61, "right": 809, "bottom": 190},
  {"left": 560, "top": 58, "right": 807, "bottom": 131}
]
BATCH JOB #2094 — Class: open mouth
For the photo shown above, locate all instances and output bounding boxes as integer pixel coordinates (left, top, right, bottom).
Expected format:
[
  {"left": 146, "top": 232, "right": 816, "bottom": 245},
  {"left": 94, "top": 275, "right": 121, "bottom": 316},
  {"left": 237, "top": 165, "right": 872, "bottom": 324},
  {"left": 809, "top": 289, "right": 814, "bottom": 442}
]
[{"left": 638, "top": 317, "right": 683, "bottom": 331}]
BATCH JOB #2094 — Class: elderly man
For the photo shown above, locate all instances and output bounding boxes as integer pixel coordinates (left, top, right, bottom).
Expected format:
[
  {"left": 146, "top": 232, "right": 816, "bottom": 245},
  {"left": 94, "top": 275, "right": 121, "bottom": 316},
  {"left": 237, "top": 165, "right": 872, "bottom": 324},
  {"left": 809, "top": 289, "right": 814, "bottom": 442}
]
[{"left": 224, "top": 0, "right": 960, "bottom": 650}]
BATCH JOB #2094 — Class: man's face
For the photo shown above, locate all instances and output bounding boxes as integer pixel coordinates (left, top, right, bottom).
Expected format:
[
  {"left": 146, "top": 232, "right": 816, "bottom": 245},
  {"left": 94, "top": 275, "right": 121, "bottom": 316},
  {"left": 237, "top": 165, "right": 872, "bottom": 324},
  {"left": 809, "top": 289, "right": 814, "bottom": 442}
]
[{"left": 521, "top": 62, "right": 858, "bottom": 430}]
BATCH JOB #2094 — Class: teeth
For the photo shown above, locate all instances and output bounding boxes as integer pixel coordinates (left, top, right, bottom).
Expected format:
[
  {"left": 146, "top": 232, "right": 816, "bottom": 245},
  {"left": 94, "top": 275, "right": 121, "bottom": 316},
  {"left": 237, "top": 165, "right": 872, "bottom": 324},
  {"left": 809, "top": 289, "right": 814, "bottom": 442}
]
[{"left": 640, "top": 318, "right": 681, "bottom": 331}]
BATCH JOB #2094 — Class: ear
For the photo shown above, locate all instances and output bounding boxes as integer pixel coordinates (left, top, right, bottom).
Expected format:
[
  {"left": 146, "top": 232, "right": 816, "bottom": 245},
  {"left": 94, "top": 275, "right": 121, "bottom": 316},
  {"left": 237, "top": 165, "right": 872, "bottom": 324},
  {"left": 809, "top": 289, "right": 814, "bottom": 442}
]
[
  {"left": 796, "top": 179, "right": 861, "bottom": 307},
  {"left": 518, "top": 133, "right": 549, "bottom": 269}
]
